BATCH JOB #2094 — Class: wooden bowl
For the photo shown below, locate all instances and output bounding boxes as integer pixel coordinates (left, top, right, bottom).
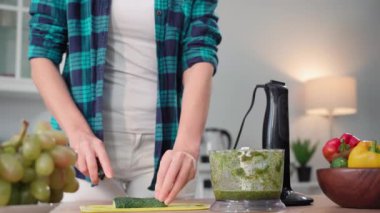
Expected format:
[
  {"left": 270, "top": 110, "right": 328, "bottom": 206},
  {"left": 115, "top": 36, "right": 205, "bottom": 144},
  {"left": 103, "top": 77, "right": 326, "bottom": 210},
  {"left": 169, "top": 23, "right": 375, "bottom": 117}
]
[{"left": 317, "top": 168, "right": 380, "bottom": 209}]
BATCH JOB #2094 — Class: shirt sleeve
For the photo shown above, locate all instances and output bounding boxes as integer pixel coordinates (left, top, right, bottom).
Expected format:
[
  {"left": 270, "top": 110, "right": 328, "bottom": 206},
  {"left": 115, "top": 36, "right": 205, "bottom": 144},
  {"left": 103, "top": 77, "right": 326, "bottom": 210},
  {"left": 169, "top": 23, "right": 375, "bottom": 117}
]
[
  {"left": 182, "top": 0, "right": 222, "bottom": 75},
  {"left": 28, "top": 0, "right": 67, "bottom": 66}
]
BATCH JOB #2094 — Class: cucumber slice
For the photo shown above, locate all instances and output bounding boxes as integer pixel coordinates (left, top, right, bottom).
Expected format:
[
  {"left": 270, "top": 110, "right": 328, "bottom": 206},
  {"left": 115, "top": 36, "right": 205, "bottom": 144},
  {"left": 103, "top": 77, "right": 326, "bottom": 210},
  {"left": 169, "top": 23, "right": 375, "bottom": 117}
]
[{"left": 113, "top": 197, "right": 167, "bottom": 208}]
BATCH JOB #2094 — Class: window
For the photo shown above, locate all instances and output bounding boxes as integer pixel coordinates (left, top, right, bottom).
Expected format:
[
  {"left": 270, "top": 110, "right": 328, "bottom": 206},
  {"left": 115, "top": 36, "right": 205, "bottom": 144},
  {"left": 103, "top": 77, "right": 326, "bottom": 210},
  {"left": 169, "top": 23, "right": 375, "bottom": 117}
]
[{"left": 0, "top": 0, "right": 30, "bottom": 79}]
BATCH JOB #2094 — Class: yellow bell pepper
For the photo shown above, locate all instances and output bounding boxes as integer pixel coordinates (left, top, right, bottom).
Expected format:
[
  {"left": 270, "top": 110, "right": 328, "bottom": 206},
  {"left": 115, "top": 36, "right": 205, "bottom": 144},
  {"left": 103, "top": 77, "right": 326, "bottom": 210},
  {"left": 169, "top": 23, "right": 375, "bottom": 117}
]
[{"left": 348, "top": 140, "right": 380, "bottom": 168}]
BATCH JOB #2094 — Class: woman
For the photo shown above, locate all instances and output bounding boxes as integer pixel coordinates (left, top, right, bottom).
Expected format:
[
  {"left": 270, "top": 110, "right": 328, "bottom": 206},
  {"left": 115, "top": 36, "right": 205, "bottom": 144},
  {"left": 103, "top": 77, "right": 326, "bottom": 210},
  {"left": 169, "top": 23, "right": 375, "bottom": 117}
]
[{"left": 28, "top": 0, "right": 221, "bottom": 204}]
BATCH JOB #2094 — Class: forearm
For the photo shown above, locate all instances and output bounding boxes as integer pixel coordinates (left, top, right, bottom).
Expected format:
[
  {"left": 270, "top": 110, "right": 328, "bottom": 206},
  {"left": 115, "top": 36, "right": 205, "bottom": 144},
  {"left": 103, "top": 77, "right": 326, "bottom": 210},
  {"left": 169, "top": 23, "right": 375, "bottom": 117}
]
[
  {"left": 30, "top": 58, "right": 92, "bottom": 139},
  {"left": 174, "top": 62, "right": 214, "bottom": 158}
]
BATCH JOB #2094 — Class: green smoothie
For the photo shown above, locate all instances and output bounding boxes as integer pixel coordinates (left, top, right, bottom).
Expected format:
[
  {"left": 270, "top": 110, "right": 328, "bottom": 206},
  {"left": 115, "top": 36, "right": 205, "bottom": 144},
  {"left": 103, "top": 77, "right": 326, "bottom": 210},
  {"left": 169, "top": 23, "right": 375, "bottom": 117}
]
[
  {"left": 213, "top": 190, "right": 281, "bottom": 200},
  {"left": 210, "top": 148, "right": 284, "bottom": 201}
]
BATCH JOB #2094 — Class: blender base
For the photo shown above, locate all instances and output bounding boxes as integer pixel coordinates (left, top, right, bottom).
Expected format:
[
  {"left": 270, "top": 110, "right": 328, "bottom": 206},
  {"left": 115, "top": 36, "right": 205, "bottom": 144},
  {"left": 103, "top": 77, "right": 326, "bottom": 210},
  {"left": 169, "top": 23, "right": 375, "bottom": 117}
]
[
  {"left": 210, "top": 199, "right": 286, "bottom": 212},
  {"left": 281, "top": 188, "right": 314, "bottom": 206}
]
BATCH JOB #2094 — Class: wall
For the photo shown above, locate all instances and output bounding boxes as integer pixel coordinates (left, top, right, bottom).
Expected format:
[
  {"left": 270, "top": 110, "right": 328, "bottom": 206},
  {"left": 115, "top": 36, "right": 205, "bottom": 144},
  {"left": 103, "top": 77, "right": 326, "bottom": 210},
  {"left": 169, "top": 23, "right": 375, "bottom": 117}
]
[
  {"left": 0, "top": 95, "right": 49, "bottom": 141},
  {"left": 207, "top": 0, "right": 380, "bottom": 180}
]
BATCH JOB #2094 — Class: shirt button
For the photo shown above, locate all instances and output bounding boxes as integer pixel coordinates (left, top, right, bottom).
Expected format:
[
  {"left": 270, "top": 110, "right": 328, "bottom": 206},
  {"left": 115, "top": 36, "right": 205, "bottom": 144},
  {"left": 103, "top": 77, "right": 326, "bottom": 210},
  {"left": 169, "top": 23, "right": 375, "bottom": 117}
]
[{"left": 156, "top": 10, "right": 162, "bottom": 16}]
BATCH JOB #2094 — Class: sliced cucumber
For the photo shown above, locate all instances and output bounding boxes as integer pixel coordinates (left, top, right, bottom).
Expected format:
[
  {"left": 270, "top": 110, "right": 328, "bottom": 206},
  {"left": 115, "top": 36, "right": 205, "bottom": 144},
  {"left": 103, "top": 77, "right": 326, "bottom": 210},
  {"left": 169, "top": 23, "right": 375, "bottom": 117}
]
[{"left": 113, "top": 197, "right": 167, "bottom": 208}]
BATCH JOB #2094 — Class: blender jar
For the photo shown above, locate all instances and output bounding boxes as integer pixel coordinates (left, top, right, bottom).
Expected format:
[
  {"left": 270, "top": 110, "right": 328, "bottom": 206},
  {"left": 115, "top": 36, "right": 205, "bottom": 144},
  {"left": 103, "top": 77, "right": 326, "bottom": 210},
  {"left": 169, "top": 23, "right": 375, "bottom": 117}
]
[{"left": 209, "top": 148, "right": 286, "bottom": 212}]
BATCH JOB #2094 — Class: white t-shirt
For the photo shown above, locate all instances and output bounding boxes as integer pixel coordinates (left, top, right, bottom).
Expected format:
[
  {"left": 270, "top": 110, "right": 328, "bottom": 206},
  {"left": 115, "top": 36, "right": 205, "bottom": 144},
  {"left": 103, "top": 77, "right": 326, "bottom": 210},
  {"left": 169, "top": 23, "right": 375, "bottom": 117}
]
[{"left": 103, "top": 0, "right": 157, "bottom": 133}]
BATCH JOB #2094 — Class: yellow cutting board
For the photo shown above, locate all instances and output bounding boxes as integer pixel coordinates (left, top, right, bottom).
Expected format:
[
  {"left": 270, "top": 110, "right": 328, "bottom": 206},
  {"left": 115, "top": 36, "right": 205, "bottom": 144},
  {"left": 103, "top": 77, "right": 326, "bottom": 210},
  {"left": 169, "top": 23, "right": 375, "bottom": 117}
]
[{"left": 80, "top": 203, "right": 210, "bottom": 212}]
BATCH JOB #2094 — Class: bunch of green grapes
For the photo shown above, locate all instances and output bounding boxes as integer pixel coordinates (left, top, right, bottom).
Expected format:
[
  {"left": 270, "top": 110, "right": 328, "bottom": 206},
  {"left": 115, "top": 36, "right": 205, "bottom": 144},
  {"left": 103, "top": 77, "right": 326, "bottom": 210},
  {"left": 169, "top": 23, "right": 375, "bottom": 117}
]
[{"left": 0, "top": 121, "right": 79, "bottom": 206}]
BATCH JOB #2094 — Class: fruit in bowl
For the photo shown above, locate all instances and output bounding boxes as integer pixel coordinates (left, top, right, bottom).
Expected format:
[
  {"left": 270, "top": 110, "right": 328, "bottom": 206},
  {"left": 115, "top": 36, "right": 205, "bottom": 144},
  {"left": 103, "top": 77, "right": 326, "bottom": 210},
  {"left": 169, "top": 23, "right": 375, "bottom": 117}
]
[
  {"left": 317, "top": 168, "right": 380, "bottom": 209},
  {"left": 317, "top": 133, "right": 380, "bottom": 209}
]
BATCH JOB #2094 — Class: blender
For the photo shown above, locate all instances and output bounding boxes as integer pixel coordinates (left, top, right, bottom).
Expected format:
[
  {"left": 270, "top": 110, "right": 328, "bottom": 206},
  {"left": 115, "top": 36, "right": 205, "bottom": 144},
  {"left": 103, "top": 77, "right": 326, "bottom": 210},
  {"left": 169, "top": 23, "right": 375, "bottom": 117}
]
[
  {"left": 209, "top": 80, "right": 313, "bottom": 212},
  {"left": 210, "top": 148, "right": 286, "bottom": 212}
]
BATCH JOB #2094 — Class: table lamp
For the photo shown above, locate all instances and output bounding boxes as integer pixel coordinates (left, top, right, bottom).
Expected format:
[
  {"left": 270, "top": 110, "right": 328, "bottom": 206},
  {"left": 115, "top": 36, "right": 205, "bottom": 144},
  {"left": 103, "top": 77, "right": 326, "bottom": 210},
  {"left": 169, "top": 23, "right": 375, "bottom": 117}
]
[{"left": 304, "top": 76, "right": 357, "bottom": 138}]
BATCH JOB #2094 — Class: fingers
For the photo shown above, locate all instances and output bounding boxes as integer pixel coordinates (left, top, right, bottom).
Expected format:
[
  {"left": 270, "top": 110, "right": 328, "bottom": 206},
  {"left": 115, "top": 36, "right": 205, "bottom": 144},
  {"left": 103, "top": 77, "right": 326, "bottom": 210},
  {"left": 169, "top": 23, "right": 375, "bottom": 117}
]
[
  {"left": 76, "top": 152, "right": 89, "bottom": 177},
  {"left": 94, "top": 142, "right": 114, "bottom": 178},
  {"left": 164, "top": 158, "right": 193, "bottom": 204},
  {"left": 86, "top": 151, "right": 99, "bottom": 185},
  {"left": 157, "top": 153, "right": 184, "bottom": 202},
  {"left": 156, "top": 151, "right": 197, "bottom": 205},
  {"left": 155, "top": 150, "right": 173, "bottom": 197},
  {"left": 72, "top": 138, "right": 113, "bottom": 184}
]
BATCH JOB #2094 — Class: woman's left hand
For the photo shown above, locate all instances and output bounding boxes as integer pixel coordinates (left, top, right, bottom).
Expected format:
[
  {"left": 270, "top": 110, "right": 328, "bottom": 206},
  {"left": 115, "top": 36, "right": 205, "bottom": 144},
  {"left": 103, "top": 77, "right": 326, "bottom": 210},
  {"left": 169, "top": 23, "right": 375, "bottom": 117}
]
[
  {"left": 154, "top": 149, "right": 197, "bottom": 205},
  {"left": 155, "top": 62, "right": 212, "bottom": 204}
]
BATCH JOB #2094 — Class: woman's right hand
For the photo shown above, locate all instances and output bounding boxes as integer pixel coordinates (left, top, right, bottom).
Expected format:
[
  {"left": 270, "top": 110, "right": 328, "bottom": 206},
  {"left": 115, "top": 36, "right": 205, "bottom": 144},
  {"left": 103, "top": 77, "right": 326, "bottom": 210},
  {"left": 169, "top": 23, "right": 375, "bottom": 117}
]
[
  {"left": 68, "top": 130, "right": 114, "bottom": 185},
  {"left": 30, "top": 58, "right": 113, "bottom": 184}
]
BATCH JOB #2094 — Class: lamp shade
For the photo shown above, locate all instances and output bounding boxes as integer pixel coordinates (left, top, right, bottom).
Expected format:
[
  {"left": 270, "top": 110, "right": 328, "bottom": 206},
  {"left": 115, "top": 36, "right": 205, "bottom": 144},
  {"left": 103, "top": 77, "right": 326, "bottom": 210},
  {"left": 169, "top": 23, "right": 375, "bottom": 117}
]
[{"left": 305, "top": 76, "right": 357, "bottom": 116}]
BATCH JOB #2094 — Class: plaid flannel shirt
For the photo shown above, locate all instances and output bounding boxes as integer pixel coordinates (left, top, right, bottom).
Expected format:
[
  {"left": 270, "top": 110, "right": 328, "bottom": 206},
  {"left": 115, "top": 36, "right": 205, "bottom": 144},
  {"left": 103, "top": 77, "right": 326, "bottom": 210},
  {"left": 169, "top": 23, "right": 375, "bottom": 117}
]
[{"left": 28, "top": 0, "right": 221, "bottom": 190}]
